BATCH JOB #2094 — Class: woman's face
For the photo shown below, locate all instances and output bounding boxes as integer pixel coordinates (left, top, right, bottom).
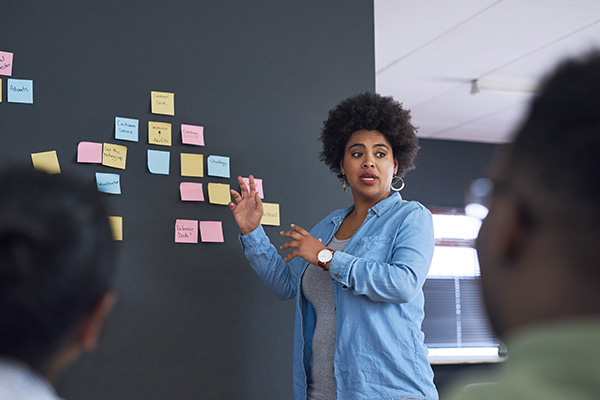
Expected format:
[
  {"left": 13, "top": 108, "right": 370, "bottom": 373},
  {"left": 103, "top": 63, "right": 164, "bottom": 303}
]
[{"left": 340, "top": 129, "right": 398, "bottom": 204}]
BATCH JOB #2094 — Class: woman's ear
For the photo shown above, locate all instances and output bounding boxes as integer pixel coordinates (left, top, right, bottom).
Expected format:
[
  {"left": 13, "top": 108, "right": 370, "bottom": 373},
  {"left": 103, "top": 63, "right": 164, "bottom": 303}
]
[{"left": 339, "top": 160, "right": 345, "bottom": 176}]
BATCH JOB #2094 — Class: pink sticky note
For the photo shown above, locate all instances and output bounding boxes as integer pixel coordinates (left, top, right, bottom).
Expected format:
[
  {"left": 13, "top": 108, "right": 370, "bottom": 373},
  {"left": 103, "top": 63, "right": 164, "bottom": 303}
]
[
  {"left": 180, "top": 182, "right": 204, "bottom": 201},
  {"left": 241, "top": 177, "right": 264, "bottom": 199},
  {"left": 175, "top": 219, "right": 198, "bottom": 243},
  {"left": 181, "top": 124, "right": 205, "bottom": 146},
  {"left": 200, "top": 221, "right": 224, "bottom": 243},
  {"left": 77, "top": 141, "right": 103, "bottom": 163},
  {"left": 0, "top": 51, "right": 14, "bottom": 76}
]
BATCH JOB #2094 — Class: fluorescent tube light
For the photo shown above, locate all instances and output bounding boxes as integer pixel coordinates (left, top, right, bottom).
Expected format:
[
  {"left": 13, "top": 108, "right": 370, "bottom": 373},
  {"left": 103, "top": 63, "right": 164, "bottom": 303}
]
[{"left": 471, "top": 78, "right": 538, "bottom": 95}]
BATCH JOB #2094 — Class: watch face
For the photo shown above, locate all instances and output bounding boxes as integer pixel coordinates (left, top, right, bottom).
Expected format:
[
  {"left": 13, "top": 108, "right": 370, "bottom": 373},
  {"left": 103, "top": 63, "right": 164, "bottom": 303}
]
[{"left": 318, "top": 249, "right": 332, "bottom": 263}]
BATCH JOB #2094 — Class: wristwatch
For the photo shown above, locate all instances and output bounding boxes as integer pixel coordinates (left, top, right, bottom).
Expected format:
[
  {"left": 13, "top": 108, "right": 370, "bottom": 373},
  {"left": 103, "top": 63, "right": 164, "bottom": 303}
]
[{"left": 317, "top": 248, "right": 335, "bottom": 268}]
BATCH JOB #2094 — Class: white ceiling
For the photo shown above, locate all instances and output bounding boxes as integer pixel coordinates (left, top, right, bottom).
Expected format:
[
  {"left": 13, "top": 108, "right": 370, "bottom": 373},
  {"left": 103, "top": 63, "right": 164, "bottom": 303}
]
[{"left": 375, "top": 0, "right": 600, "bottom": 143}]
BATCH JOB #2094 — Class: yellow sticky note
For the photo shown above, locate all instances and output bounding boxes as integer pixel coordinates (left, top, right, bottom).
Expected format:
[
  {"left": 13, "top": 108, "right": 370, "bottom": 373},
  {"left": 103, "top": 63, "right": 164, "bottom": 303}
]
[
  {"left": 207, "top": 183, "right": 231, "bottom": 205},
  {"left": 151, "top": 91, "right": 175, "bottom": 116},
  {"left": 148, "top": 121, "right": 172, "bottom": 146},
  {"left": 261, "top": 203, "right": 280, "bottom": 226},
  {"left": 109, "top": 216, "right": 123, "bottom": 241},
  {"left": 31, "top": 150, "right": 61, "bottom": 174},
  {"left": 102, "top": 143, "right": 127, "bottom": 170},
  {"left": 181, "top": 153, "right": 204, "bottom": 177}
]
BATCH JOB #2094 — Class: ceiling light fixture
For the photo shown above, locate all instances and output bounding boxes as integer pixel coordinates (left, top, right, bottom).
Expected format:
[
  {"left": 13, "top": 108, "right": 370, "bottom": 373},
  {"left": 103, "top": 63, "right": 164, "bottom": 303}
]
[{"left": 471, "top": 78, "right": 538, "bottom": 96}]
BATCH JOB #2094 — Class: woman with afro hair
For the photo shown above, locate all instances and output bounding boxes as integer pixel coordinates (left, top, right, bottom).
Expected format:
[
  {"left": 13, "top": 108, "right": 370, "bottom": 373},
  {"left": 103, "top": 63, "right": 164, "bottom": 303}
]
[{"left": 229, "top": 92, "right": 437, "bottom": 400}]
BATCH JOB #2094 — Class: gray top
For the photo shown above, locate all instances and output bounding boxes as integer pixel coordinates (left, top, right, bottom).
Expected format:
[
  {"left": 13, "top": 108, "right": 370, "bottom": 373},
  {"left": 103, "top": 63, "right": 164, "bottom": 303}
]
[{"left": 301, "top": 236, "right": 349, "bottom": 400}]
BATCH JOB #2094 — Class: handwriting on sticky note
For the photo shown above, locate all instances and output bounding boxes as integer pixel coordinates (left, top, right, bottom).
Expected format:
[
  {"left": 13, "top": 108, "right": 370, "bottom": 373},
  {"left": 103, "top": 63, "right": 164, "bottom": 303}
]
[
  {"left": 77, "top": 141, "right": 103, "bottom": 163},
  {"left": 7, "top": 79, "right": 33, "bottom": 104},
  {"left": 180, "top": 153, "right": 204, "bottom": 177},
  {"left": 151, "top": 91, "right": 175, "bottom": 116},
  {"left": 180, "top": 182, "right": 204, "bottom": 201},
  {"left": 241, "top": 177, "right": 264, "bottom": 199},
  {"left": 207, "top": 183, "right": 231, "bottom": 205},
  {"left": 175, "top": 219, "right": 198, "bottom": 243},
  {"left": 109, "top": 216, "right": 123, "bottom": 241},
  {"left": 200, "top": 221, "right": 224, "bottom": 243},
  {"left": 102, "top": 143, "right": 127, "bottom": 169},
  {"left": 95, "top": 173, "right": 121, "bottom": 194},
  {"left": 261, "top": 203, "right": 280, "bottom": 226},
  {"left": 181, "top": 124, "right": 205, "bottom": 146},
  {"left": 0, "top": 51, "right": 13, "bottom": 76},
  {"left": 31, "top": 150, "right": 61, "bottom": 174},
  {"left": 148, "top": 121, "right": 172, "bottom": 146},
  {"left": 207, "top": 155, "right": 230, "bottom": 178},
  {"left": 115, "top": 117, "right": 139, "bottom": 142}
]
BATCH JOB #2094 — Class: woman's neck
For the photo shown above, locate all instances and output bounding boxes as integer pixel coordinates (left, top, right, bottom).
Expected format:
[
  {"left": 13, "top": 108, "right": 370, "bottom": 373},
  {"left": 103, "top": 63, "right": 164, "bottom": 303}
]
[{"left": 351, "top": 192, "right": 391, "bottom": 216}]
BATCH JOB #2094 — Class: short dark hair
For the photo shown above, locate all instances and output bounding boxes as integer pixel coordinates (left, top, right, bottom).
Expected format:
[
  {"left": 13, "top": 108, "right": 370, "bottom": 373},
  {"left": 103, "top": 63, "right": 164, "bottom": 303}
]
[
  {"left": 319, "top": 92, "right": 420, "bottom": 181},
  {"left": 507, "top": 51, "right": 600, "bottom": 214},
  {"left": 0, "top": 167, "right": 116, "bottom": 370}
]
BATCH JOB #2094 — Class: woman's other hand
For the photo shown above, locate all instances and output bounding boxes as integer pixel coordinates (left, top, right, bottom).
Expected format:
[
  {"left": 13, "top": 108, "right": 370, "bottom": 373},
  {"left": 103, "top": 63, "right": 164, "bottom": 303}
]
[
  {"left": 280, "top": 224, "right": 327, "bottom": 268},
  {"left": 229, "top": 175, "right": 263, "bottom": 235}
]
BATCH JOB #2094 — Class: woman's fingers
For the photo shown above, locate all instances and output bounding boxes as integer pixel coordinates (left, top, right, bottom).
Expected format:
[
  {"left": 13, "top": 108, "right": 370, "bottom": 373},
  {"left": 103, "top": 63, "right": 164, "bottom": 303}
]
[
  {"left": 280, "top": 240, "right": 299, "bottom": 250},
  {"left": 290, "top": 224, "right": 309, "bottom": 235},
  {"left": 230, "top": 189, "right": 242, "bottom": 203},
  {"left": 283, "top": 249, "right": 299, "bottom": 262},
  {"left": 237, "top": 176, "right": 249, "bottom": 198}
]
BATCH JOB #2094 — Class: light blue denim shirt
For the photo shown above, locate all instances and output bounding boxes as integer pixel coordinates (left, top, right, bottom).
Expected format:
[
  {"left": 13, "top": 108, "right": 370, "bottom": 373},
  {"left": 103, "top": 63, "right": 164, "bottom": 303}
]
[{"left": 240, "top": 192, "right": 437, "bottom": 400}]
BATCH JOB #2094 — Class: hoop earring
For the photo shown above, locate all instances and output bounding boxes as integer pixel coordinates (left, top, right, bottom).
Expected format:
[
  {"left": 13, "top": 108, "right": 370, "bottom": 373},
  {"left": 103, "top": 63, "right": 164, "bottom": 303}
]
[
  {"left": 390, "top": 175, "right": 405, "bottom": 192},
  {"left": 342, "top": 175, "right": 348, "bottom": 192}
]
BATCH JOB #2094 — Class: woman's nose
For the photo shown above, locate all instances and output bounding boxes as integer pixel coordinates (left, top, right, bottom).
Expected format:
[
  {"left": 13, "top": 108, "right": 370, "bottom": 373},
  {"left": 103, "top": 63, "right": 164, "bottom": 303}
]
[{"left": 363, "top": 159, "right": 374, "bottom": 168}]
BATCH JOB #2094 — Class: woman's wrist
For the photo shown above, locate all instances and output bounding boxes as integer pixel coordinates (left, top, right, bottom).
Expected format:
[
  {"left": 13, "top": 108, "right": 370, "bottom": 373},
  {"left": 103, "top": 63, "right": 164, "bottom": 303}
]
[{"left": 240, "top": 225, "right": 259, "bottom": 235}]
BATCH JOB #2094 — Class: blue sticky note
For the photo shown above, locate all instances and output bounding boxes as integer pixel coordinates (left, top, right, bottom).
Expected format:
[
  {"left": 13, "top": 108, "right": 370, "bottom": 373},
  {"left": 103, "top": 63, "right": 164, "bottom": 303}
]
[
  {"left": 207, "top": 155, "right": 230, "bottom": 178},
  {"left": 147, "top": 149, "right": 170, "bottom": 175},
  {"left": 96, "top": 173, "right": 121, "bottom": 194},
  {"left": 7, "top": 79, "right": 33, "bottom": 104},
  {"left": 115, "top": 117, "right": 139, "bottom": 142}
]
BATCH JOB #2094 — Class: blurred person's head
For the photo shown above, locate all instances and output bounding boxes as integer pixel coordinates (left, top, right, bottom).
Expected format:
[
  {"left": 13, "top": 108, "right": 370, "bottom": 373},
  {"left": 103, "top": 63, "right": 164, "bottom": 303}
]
[
  {"left": 0, "top": 167, "right": 117, "bottom": 382},
  {"left": 474, "top": 51, "right": 600, "bottom": 339}
]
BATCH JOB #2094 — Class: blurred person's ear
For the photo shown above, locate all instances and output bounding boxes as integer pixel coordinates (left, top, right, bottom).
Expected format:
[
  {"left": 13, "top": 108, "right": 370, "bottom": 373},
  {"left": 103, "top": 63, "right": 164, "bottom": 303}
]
[
  {"left": 484, "top": 194, "right": 527, "bottom": 270},
  {"left": 79, "top": 292, "right": 117, "bottom": 351}
]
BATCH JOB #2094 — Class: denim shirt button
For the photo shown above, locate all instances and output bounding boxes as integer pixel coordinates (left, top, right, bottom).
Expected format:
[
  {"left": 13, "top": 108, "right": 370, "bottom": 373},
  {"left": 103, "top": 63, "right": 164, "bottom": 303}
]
[{"left": 342, "top": 285, "right": 348, "bottom": 289}]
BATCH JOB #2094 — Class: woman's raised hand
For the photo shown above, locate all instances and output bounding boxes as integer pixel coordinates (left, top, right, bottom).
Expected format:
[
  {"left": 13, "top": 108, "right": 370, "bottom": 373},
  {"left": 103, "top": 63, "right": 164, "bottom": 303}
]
[{"left": 229, "top": 175, "right": 263, "bottom": 235}]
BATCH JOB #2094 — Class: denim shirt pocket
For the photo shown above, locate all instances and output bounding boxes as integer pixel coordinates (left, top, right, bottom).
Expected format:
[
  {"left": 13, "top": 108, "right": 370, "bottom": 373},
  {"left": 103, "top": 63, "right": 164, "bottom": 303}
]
[{"left": 353, "top": 235, "right": 393, "bottom": 262}]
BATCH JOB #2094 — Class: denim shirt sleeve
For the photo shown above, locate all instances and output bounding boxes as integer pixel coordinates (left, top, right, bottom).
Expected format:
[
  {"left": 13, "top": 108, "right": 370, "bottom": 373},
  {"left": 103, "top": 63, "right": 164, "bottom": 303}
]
[
  {"left": 328, "top": 203, "right": 434, "bottom": 304},
  {"left": 238, "top": 225, "right": 300, "bottom": 300}
]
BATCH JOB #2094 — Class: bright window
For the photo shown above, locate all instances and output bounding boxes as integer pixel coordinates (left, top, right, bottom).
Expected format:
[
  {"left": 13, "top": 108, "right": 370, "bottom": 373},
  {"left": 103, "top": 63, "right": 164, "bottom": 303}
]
[{"left": 422, "top": 209, "right": 502, "bottom": 364}]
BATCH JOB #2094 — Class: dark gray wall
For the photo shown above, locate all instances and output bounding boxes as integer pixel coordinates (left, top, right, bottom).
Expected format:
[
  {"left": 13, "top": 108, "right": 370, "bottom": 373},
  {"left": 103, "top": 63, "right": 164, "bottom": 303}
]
[
  {"left": 1, "top": 2, "right": 374, "bottom": 399},
  {"left": 1, "top": 1, "right": 500, "bottom": 399},
  {"left": 405, "top": 138, "right": 501, "bottom": 208}
]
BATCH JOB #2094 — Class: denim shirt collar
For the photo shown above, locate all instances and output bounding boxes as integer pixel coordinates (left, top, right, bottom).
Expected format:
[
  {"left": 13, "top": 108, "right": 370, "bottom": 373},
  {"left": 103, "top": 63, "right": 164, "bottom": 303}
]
[{"left": 331, "top": 192, "right": 403, "bottom": 224}]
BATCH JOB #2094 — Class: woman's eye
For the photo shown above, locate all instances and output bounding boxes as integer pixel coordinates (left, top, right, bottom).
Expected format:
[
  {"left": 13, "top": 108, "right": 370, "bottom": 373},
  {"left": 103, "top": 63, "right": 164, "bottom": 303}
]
[
  {"left": 351, "top": 152, "right": 363, "bottom": 158},
  {"left": 376, "top": 152, "right": 387, "bottom": 158}
]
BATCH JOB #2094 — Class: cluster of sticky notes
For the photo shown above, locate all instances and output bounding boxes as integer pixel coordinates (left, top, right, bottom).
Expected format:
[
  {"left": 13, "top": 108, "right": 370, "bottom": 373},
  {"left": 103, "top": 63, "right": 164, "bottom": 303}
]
[
  {"left": 76, "top": 141, "right": 127, "bottom": 195},
  {"left": 77, "top": 141, "right": 128, "bottom": 170},
  {"left": 69, "top": 90, "right": 282, "bottom": 246},
  {"left": 175, "top": 219, "right": 224, "bottom": 243},
  {"left": 1, "top": 50, "right": 34, "bottom": 104}
]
